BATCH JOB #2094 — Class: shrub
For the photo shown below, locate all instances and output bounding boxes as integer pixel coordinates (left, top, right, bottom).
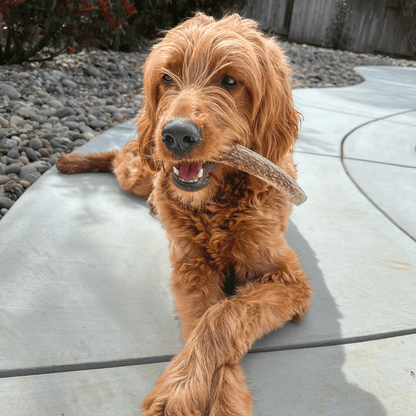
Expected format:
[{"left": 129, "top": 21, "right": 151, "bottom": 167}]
[
  {"left": 324, "top": 0, "right": 352, "bottom": 50},
  {"left": 119, "top": 0, "right": 249, "bottom": 52},
  {"left": 399, "top": 0, "right": 416, "bottom": 56},
  {"left": 0, "top": 0, "right": 249, "bottom": 64},
  {"left": 0, "top": 0, "right": 137, "bottom": 65}
]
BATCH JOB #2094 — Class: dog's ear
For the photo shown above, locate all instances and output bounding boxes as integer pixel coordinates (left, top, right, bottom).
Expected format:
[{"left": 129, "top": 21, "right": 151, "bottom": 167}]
[
  {"left": 251, "top": 38, "right": 301, "bottom": 166},
  {"left": 134, "top": 55, "right": 161, "bottom": 172},
  {"left": 135, "top": 100, "right": 157, "bottom": 172}
]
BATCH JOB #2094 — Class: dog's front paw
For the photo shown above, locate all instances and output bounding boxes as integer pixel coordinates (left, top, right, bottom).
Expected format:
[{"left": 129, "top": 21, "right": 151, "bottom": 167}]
[
  {"left": 142, "top": 388, "right": 202, "bottom": 416},
  {"left": 141, "top": 354, "right": 209, "bottom": 415},
  {"left": 142, "top": 381, "right": 203, "bottom": 416}
]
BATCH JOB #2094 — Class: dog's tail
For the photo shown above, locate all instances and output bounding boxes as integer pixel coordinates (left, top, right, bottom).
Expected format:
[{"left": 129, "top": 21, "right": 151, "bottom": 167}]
[{"left": 56, "top": 151, "right": 118, "bottom": 175}]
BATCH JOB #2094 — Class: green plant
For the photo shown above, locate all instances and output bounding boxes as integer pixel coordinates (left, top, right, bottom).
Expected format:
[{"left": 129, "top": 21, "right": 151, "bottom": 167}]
[
  {"left": 0, "top": 0, "right": 249, "bottom": 63},
  {"left": 0, "top": 0, "right": 137, "bottom": 65},
  {"left": 119, "top": 0, "right": 249, "bottom": 51},
  {"left": 399, "top": 0, "right": 416, "bottom": 56},
  {"left": 324, "top": 0, "right": 352, "bottom": 50}
]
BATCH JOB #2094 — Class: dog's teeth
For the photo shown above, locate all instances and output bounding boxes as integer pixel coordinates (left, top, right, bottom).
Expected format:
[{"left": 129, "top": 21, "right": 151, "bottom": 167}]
[
  {"left": 173, "top": 166, "right": 179, "bottom": 175},
  {"left": 177, "top": 177, "right": 197, "bottom": 183},
  {"left": 198, "top": 168, "right": 203, "bottom": 178}
]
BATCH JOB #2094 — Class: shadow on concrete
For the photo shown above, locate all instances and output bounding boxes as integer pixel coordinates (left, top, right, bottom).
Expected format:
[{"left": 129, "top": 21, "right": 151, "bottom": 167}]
[{"left": 244, "top": 221, "right": 387, "bottom": 415}]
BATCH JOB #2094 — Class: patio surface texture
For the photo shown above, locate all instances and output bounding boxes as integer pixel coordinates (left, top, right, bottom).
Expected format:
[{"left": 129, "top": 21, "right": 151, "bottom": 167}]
[{"left": 0, "top": 66, "right": 415, "bottom": 415}]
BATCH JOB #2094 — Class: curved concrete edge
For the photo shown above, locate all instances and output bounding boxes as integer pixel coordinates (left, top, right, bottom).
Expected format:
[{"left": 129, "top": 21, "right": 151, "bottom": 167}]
[
  {"left": 354, "top": 66, "right": 416, "bottom": 88},
  {"left": 294, "top": 66, "right": 416, "bottom": 117},
  {"left": 342, "top": 110, "right": 416, "bottom": 167},
  {"left": 269, "top": 153, "right": 416, "bottom": 347},
  {"left": 294, "top": 66, "right": 416, "bottom": 241},
  {"left": 293, "top": 66, "right": 416, "bottom": 158},
  {"left": 0, "top": 335, "right": 414, "bottom": 416},
  {"left": 342, "top": 159, "right": 416, "bottom": 242},
  {"left": 340, "top": 110, "right": 416, "bottom": 241}
]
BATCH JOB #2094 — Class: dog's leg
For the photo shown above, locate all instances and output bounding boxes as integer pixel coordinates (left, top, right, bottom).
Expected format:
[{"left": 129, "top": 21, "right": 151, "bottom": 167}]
[
  {"left": 111, "top": 145, "right": 155, "bottom": 199},
  {"left": 142, "top": 264, "right": 226, "bottom": 415},
  {"left": 142, "top": 244, "right": 312, "bottom": 415},
  {"left": 171, "top": 267, "right": 227, "bottom": 340},
  {"left": 56, "top": 141, "right": 155, "bottom": 200},
  {"left": 206, "top": 363, "right": 253, "bottom": 416},
  {"left": 56, "top": 151, "right": 118, "bottom": 174}
]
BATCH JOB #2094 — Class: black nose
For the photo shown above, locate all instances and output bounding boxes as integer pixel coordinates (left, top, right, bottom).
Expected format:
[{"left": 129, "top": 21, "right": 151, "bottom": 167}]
[{"left": 161, "top": 118, "right": 201, "bottom": 156}]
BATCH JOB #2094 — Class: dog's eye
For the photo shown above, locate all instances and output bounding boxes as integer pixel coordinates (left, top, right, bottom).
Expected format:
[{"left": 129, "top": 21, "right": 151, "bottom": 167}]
[
  {"left": 162, "top": 74, "right": 174, "bottom": 84},
  {"left": 221, "top": 76, "right": 237, "bottom": 89}
]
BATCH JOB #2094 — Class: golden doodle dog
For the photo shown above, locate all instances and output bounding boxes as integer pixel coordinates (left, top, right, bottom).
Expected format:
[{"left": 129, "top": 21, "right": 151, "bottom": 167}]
[{"left": 56, "top": 12, "right": 313, "bottom": 415}]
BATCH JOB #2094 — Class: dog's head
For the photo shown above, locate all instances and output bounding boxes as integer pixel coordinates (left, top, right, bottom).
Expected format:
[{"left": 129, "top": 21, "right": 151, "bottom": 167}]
[{"left": 136, "top": 13, "right": 300, "bottom": 207}]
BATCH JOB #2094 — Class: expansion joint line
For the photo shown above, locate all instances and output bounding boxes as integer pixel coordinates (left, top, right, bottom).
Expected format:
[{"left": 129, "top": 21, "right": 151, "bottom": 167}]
[
  {"left": 2, "top": 329, "right": 416, "bottom": 380},
  {"left": 340, "top": 108, "right": 416, "bottom": 243}
]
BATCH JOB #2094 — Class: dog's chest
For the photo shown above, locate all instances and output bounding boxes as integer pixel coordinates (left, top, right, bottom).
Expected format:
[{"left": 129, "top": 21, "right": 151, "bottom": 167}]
[
  {"left": 156, "top": 175, "right": 285, "bottom": 287},
  {"left": 183, "top": 207, "right": 263, "bottom": 273},
  {"left": 190, "top": 213, "right": 240, "bottom": 263}
]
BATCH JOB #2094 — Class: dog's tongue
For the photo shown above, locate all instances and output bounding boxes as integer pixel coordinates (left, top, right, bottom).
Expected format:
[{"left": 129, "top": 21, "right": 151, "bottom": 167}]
[{"left": 178, "top": 161, "right": 203, "bottom": 181}]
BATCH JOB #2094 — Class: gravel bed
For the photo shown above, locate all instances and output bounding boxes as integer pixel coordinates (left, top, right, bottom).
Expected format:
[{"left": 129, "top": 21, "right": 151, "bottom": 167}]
[
  {"left": 0, "top": 43, "right": 415, "bottom": 220},
  {"left": 285, "top": 43, "right": 416, "bottom": 88}
]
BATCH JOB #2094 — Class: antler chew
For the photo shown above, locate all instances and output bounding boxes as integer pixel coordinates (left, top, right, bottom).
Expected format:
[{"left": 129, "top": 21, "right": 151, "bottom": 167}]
[{"left": 214, "top": 144, "right": 307, "bottom": 206}]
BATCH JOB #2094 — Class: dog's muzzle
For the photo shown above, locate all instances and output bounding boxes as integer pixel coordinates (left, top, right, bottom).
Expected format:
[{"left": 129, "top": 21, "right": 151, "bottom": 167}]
[{"left": 162, "top": 117, "right": 218, "bottom": 192}]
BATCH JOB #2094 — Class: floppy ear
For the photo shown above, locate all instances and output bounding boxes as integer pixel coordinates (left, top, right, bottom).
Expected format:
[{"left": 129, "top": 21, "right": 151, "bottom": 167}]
[
  {"left": 134, "top": 53, "right": 160, "bottom": 172},
  {"left": 251, "top": 37, "right": 301, "bottom": 166},
  {"left": 135, "top": 100, "right": 157, "bottom": 172}
]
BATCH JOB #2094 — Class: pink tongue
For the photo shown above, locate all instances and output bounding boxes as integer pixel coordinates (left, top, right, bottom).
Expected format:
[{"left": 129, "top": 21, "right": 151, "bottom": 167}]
[{"left": 178, "top": 162, "right": 203, "bottom": 181}]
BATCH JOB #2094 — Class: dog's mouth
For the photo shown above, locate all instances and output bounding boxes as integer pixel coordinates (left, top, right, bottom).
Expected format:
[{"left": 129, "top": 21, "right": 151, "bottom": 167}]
[{"left": 171, "top": 160, "right": 218, "bottom": 192}]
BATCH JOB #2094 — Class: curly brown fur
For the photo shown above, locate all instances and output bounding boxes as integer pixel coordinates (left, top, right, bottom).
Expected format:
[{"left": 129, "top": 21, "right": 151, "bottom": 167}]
[{"left": 57, "top": 13, "right": 312, "bottom": 415}]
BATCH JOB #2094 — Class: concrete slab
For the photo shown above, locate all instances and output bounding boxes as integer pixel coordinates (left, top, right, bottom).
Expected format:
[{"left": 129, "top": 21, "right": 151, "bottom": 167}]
[
  {"left": 2, "top": 72, "right": 416, "bottom": 373},
  {"left": 118, "top": 118, "right": 136, "bottom": 129},
  {"left": 343, "top": 159, "right": 416, "bottom": 241},
  {"left": 294, "top": 105, "right": 371, "bottom": 157},
  {"left": 0, "top": 127, "right": 183, "bottom": 375},
  {"left": 293, "top": 67, "right": 416, "bottom": 119},
  {"left": 0, "top": 65, "right": 415, "bottom": 414},
  {"left": 254, "top": 152, "right": 416, "bottom": 352},
  {"left": 76, "top": 124, "right": 136, "bottom": 154},
  {"left": 248, "top": 335, "right": 416, "bottom": 416},
  {"left": 1, "top": 150, "right": 415, "bottom": 373},
  {"left": 356, "top": 66, "right": 416, "bottom": 89},
  {"left": 385, "top": 110, "right": 416, "bottom": 127},
  {"left": 1, "top": 335, "right": 414, "bottom": 415},
  {"left": 0, "top": 362, "right": 164, "bottom": 415},
  {"left": 342, "top": 114, "right": 416, "bottom": 167}
]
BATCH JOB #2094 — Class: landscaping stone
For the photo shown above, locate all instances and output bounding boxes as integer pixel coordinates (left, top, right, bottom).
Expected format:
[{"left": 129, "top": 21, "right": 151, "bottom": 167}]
[
  {"left": 0, "top": 196, "right": 13, "bottom": 209},
  {"left": 0, "top": 83, "right": 21, "bottom": 100},
  {"left": 28, "top": 138, "right": 43, "bottom": 150}
]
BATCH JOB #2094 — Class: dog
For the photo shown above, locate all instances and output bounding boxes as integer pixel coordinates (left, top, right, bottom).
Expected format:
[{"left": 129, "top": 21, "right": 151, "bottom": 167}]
[{"left": 56, "top": 12, "right": 313, "bottom": 415}]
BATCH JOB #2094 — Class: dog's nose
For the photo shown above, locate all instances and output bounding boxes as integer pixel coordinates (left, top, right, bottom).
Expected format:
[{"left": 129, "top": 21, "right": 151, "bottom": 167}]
[{"left": 161, "top": 118, "right": 201, "bottom": 156}]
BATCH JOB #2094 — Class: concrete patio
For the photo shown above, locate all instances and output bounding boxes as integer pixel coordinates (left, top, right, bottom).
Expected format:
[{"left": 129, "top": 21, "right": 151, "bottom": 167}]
[{"left": 0, "top": 66, "right": 415, "bottom": 415}]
